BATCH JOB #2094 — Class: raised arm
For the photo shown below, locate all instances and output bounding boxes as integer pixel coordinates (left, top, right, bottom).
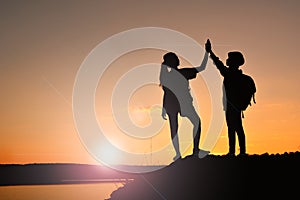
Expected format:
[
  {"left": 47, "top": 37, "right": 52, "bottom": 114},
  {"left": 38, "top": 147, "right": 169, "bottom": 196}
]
[
  {"left": 205, "top": 39, "right": 228, "bottom": 76},
  {"left": 195, "top": 51, "right": 209, "bottom": 72}
]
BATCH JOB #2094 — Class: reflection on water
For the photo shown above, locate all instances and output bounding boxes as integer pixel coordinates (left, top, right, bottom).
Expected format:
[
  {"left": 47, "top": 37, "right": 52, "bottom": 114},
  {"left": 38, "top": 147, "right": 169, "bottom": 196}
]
[{"left": 0, "top": 183, "right": 122, "bottom": 200}]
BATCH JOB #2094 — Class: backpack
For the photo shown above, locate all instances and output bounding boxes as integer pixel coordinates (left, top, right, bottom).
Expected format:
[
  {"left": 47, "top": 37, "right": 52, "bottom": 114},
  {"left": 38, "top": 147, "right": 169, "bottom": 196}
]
[{"left": 238, "top": 73, "right": 256, "bottom": 112}]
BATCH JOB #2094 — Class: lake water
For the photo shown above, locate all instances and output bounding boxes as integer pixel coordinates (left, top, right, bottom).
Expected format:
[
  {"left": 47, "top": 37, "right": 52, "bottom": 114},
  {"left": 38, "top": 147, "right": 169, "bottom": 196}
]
[{"left": 0, "top": 183, "right": 123, "bottom": 200}]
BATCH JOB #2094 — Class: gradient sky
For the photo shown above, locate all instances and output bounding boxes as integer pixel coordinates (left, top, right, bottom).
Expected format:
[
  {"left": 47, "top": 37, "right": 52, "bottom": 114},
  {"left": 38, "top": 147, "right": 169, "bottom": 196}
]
[{"left": 1, "top": 0, "right": 300, "bottom": 164}]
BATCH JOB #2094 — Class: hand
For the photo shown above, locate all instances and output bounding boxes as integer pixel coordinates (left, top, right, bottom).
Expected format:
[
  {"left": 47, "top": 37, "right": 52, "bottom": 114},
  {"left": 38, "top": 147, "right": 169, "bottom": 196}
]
[
  {"left": 161, "top": 107, "right": 167, "bottom": 120},
  {"left": 205, "top": 39, "right": 211, "bottom": 53}
]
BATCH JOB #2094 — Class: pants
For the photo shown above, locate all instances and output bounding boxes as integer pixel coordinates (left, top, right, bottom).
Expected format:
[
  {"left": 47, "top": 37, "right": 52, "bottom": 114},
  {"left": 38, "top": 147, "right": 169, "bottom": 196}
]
[{"left": 225, "top": 106, "right": 246, "bottom": 154}]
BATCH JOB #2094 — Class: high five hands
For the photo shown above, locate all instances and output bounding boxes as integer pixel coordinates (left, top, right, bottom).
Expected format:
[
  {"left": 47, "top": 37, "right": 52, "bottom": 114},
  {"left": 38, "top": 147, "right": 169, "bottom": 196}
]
[{"left": 205, "top": 39, "right": 211, "bottom": 53}]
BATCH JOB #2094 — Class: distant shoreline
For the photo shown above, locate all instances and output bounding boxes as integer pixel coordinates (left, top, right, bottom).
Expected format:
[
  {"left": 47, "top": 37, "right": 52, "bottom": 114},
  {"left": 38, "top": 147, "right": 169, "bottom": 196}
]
[{"left": 0, "top": 163, "right": 139, "bottom": 186}]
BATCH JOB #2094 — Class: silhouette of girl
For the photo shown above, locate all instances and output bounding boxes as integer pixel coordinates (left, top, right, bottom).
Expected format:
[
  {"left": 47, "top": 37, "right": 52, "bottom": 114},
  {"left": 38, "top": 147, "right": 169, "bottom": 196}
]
[{"left": 159, "top": 51, "right": 208, "bottom": 160}]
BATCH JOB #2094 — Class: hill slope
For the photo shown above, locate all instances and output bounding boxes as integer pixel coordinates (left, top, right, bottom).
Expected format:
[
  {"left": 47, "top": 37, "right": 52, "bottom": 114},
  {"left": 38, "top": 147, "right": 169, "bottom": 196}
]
[{"left": 108, "top": 152, "right": 300, "bottom": 200}]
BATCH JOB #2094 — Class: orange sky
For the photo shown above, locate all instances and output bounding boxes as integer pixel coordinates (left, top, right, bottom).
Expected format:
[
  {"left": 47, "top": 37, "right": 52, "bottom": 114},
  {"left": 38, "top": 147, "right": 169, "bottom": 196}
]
[{"left": 0, "top": 0, "right": 300, "bottom": 165}]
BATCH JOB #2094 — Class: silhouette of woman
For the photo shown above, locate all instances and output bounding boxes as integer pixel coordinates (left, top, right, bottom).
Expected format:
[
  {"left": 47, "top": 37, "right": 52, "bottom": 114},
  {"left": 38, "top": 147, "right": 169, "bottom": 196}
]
[{"left": 159, "top": 51, "right": 208, "bottom": 160}]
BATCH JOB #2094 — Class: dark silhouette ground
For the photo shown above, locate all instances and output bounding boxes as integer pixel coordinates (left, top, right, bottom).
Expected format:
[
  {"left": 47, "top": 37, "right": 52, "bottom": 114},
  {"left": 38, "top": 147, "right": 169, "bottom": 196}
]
[{"left": 108, "top": 152, "right": 300, "bottom": 200}]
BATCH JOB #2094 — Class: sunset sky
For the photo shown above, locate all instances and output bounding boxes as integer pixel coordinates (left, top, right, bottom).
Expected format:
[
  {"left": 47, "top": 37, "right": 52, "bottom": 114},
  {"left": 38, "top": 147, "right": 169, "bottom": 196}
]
[{"left": 1, "top": 0, "right": 300, "bottom": 165}]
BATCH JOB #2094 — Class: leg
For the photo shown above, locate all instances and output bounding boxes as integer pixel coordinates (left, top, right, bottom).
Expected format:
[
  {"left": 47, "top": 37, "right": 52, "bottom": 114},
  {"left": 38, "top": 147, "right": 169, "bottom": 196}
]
[
  {"left": 235, "top": 112, "right": 246, "bottom": 154},
  {"left": 185, "top": 108, "right": 201, "bottom": 155},
  {"left": 167, "top": 112, "right": 180, "bottom": 159},
  {"left": 193, "top": 123, "right": 201, "bottom": 155},
  {"left": 227, "top": 126, "right": 236, "bottom": 154},
  {"left": 226, "top": 110, "right": 236, "bottom": 155}
]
